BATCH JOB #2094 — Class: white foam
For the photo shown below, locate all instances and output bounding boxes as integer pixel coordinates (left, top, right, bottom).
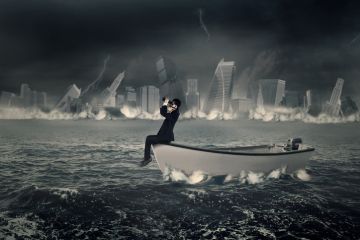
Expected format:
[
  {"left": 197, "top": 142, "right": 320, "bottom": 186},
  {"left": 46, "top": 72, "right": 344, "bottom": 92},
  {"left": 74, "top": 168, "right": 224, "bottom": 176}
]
[
  {"left": 294, "top": 169, "right": 311, "bottom": 181},
  {"left": 267, "top": 166, "right": 286, "bottom": 179},
  {"left": 0, "top": 212, "right": 45, "bottom": 239},
  {"left": 246, "top": 171, "right": 264, "bottom": 184},
  {"left": 163, "top": 167, "right": 211, "bottom": 184},
  {"left": 163, "top": 166, "right": 310, "bottom": 185},
  {"left": 0, "top": 107, "right": 109, "bottom": 120},
  {"left": 249, "top": 106, "right": 360, "bottom": 123},
  {"left": 50, "top": 187, "right": 79, "bottom": 199}
]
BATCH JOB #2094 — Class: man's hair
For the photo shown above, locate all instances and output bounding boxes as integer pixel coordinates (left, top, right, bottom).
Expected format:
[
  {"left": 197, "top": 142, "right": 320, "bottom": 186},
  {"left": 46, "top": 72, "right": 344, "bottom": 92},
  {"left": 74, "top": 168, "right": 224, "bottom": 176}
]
[{"left": 172, "top": 98, "right": 181, "bottom": 108}]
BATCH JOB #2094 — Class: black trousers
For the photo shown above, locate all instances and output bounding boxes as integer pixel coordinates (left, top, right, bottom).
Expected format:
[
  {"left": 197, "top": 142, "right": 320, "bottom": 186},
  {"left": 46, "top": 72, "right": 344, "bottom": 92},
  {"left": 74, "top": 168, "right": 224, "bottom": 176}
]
[{"left": 144, "top": 135, "right": 170, "bottom": 160}]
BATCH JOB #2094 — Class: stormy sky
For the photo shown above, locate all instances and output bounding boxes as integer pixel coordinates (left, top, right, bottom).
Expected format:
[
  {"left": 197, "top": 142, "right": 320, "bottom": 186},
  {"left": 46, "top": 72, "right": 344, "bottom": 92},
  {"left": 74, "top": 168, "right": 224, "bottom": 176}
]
[{"left": 0, "top": 0, "right": 359, "bottom": 102}]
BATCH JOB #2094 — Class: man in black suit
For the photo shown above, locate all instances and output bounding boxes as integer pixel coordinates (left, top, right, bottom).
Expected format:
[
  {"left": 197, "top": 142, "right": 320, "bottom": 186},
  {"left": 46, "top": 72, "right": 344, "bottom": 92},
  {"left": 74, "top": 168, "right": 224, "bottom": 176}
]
[{"left": 140, "top": 97, "right": 181, "bottom": 166}]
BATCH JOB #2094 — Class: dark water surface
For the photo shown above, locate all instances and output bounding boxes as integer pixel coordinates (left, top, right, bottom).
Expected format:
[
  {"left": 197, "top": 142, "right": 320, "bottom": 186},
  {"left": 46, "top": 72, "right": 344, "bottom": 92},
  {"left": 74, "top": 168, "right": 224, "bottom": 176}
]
[{"left": 0, "top": 120, "right": 359, "bottom": 239}]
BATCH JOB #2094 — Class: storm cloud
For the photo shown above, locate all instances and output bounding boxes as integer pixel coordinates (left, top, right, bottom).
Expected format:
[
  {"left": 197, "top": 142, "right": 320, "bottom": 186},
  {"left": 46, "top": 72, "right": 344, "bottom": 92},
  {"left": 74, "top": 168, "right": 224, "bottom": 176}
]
[{"left": 0, "top": 0, "right": 359, "bottom": 102}]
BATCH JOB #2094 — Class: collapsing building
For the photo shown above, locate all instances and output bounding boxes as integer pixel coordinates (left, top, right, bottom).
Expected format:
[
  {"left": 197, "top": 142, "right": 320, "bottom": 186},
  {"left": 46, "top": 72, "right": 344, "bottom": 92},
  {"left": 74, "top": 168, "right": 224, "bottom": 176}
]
[
  {"left": 55, "top": 71, "right": 125, "bottom": 113},
  {"left": 258, "top": 79, "right": 286, "bottom": 107},
  {"left": 185, "top": 79, "right": 200, "bottom": 117},
  {"left": 96, "top": 72, "right": 125, "bottom": 107},
  {"left": 341, "top": 96, "right": 358, "bottom": 116},
  {"left": 203, "top": 59, "right": 236, "bottom": 113},
  {"left": 55, "top": 84, "right": 81, "bottom": 112},
  {"left": 156, "top": 56, "right": 186, "bottom": 109},
  {"left": 323, "top": 78, "right": 344, "bottom": 117}
]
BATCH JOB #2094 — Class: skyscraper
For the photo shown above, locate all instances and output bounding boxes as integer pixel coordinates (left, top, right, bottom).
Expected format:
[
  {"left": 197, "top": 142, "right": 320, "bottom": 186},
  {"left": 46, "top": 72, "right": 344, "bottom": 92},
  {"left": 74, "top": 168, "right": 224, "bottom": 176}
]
[
  {"left": 203, "top": 59, "right": 236, "bottom": 113},
  {"left": 147, "top": 86, "right": 160, "bottom": 113},
  {"left": 0, "top": 91, "right": 15, "bottom": 107},
  {"left": 31, "top": 90, "right": 38, "bottom": 107},
  {"left": 20, "top": 83, "right": 32, "bottom": 107},
  {"left": 125, "top": 86, "right": 137, "bottom": 108},
  {"left": 323, "top": 78, "right": 344, "bottom": 116},
  {"left": 38, "top": 92, "right": 47, "bottom": 108},
  {"left": 185, "top": 79, "right": 200, "bottom": 116},
  {"left": 138, "top": 86, "right": 160, "bottom": 113},
  {"left": 305, "top": 90, "right": 312, "bottom": 109},
  {"left": 258, "top": 79, "right": 286, "bottom": 107},
  {"left": 256, "top": 84, "right": 264, "bottom": 109},
  {"left": 116, "top": 94, "right": 125, "bottom": 108}
]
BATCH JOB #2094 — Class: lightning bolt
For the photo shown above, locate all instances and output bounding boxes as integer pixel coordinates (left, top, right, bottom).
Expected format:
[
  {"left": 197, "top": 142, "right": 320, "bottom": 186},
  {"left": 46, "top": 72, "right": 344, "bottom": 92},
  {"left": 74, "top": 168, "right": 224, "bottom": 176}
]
[{"left": 198, "top": 8, "right": 210, "bottom": 41}]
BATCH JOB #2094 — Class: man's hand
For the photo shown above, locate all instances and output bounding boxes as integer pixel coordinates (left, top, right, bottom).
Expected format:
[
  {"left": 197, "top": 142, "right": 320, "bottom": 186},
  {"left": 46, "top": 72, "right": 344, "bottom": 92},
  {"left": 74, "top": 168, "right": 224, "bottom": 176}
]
[{"left": 162, "top": 97, "right": 169, "bottom": 106}]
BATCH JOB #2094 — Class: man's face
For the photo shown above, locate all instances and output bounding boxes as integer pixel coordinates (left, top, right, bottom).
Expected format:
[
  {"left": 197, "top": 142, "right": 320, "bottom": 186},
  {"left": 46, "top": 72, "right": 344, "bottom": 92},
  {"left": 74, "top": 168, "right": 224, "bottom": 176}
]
[{"left": 167, "top": 102, "right": 177, "bottom": 112}]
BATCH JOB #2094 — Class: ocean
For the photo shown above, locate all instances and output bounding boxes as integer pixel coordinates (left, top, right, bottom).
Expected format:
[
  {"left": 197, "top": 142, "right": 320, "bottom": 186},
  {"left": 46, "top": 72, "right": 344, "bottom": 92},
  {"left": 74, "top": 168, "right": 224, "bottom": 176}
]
[{"left": 0, "top": 119, "right": 359, "bottom": 239}]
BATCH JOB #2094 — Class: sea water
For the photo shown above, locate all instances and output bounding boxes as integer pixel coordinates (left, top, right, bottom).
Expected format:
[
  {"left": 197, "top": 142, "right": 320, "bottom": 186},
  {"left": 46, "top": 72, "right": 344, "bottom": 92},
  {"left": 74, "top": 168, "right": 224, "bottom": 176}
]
[{"left": 0, "top": 119, "right": 359, "bottom": 239}]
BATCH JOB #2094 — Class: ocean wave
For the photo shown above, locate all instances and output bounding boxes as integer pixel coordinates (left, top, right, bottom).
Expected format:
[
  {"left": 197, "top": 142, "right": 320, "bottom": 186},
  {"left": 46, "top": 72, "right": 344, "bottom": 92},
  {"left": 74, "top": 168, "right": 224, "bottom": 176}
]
[
  {"left": 1, "top": 105, "right": 358, "bottom": 123},
  {"left": 249, "top": 106, "right": 360, "bottom": 123},
  {"left": 0, "top": 212, "right": 45, "bottom": 239}
]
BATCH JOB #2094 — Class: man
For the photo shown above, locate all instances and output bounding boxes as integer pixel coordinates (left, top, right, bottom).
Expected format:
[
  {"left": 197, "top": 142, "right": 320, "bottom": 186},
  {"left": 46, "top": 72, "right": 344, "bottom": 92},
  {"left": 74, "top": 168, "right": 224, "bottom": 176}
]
[{"left": 140, "top": 97, "right": 181, "bottom": 166}]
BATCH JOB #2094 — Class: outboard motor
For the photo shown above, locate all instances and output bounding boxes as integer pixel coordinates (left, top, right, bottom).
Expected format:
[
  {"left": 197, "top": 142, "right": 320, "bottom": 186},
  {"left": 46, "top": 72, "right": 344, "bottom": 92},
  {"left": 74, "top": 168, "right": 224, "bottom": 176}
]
[{"left": 284, "top": 138, "right": 303, "bottom": 151}]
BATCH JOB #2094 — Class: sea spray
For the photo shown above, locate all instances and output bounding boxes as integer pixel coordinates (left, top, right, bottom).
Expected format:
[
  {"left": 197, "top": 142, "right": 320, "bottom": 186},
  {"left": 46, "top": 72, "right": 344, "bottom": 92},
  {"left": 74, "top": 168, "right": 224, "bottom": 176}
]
[
  {"left": 249, "top": 106, "right": 360, "bottom": 123},
  {"left": 294, "top": 169, "right": 311, "bottom": 181},
  {"left": 267, "top": 166, "right": 286, "bottom": 179},
  {"left": 163, "top": 168, "right": 211, "bottom": 184}
]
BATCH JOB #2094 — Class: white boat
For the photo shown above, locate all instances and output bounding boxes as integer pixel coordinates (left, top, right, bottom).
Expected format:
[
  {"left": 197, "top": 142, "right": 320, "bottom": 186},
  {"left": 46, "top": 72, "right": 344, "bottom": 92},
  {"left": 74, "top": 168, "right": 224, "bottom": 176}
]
[{"left": 151, "top": 143, "right": 315, "bottom": 176}]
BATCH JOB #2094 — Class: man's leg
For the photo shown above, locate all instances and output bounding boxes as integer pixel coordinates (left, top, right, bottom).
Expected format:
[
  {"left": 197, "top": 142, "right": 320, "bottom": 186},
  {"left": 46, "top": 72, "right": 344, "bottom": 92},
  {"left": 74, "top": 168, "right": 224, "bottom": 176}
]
[{"left": 144, "top": 135, "right": 159, "bottom": 161}]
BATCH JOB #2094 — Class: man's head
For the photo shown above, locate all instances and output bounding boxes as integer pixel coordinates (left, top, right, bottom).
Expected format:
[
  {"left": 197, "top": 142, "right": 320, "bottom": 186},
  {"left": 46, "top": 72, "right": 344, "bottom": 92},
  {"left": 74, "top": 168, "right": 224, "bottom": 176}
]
[{"left": 172, "top": 98, "right": 181, "bottom": 108}]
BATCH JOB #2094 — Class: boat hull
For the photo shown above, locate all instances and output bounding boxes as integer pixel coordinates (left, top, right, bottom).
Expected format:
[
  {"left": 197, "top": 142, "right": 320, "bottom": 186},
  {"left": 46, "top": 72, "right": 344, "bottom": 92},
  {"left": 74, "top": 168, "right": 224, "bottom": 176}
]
[{"left": 152, "top": 144, "right": 314, "bottom": 176}]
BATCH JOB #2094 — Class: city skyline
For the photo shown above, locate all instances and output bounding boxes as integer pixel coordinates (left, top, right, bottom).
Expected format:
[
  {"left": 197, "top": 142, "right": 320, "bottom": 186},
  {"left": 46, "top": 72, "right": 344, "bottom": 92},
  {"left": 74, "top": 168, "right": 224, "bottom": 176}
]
[{"left": 1, "top": 63, "right": 357, "bottom": 119}]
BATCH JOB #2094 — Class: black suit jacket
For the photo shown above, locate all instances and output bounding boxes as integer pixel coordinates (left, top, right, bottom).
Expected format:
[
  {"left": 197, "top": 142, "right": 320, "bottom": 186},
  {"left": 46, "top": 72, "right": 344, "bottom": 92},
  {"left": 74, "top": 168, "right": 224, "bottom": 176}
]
[{"left": 157, "top": 105, "right": 180, "bottom": 141}]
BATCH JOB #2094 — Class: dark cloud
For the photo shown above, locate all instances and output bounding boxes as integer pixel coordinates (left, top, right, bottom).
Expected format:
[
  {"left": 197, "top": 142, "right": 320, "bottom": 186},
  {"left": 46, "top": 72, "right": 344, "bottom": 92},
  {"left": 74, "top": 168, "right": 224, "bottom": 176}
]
[{"left": 0, "top": 0, "right": 359, "bottom": 102}]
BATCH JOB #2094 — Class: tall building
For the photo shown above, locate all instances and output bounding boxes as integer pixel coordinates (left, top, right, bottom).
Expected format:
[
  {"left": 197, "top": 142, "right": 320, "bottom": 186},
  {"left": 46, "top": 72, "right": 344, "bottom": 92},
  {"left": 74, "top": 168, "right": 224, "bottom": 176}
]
[
  {"left": 186, "top": 79, "right": 200, "bottom": 116},
  {"left": 31, "top": 90, "right": 38, "bottom": 107},
  {"left": 284, "top": 91, "right": 301, "bottom": 108},
  {"left": 125, "top": 86, "right": 137, "bottom": 108},
  {"left": 323, "top": 78, "right": 344, "bottom": 116},
  {"left": 256, "top": 84, "right": 264, "bottom": 109},
  {"left": 156, "top": 56, "right": 186, "bottom": 108},
  {"left": 0, "top": 91, "right": 15, "bottom": 107},
  {"left": 138, "top": 86, "right": 160, "bottom": 113},
  {"left": 203, "top": 59, "right": 236, "bottom": 113},
  {"left": 258, "top": 79, "right": 286, "bottom": 107},
  {"left": 305, "top": 90, "right": 312, "bottom": 109},
  {"left": 55, "top": 84, "right": 81, "bottom": 112},
  {"left": 20, "top": 83, "right": 32, "bottom": 107},
  {"left": 38, "top": 92, "right": 47, "bottom": 108},
  {"left": 98, "top": 72, "right": 125, "bottom": 107},
  {"left": 147, "top": 86, "right": 160, "bottom": 113}
]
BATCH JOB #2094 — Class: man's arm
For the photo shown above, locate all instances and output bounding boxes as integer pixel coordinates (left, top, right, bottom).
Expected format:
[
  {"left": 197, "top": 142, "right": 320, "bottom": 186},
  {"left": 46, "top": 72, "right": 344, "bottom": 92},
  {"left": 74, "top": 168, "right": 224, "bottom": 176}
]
[
  {"left": 160, "top": 105, "right": 170, "bottom": 118},
  {"left": 160, "top": 97, "right": 171, "bottom": 118}
]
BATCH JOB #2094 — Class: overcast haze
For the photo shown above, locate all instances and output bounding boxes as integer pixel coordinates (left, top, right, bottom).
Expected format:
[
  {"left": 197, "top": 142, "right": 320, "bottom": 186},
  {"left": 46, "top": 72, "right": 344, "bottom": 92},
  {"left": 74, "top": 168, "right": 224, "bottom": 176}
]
[{"left": 0, "top": 0, "right": 359, "bottom": 102}]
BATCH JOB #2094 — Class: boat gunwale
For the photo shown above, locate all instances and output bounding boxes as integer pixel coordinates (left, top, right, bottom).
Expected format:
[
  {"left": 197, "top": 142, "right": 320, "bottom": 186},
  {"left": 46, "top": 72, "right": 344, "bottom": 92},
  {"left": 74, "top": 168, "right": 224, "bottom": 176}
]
[{"left": 154, "top": 143, "right": 315, "bottom": 156}]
